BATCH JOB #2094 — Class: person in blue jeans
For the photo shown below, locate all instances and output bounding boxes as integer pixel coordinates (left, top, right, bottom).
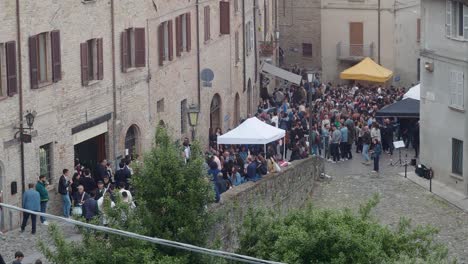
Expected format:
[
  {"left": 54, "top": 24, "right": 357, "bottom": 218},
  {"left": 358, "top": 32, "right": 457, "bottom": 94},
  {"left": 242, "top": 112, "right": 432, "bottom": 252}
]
[
  {"left": 372, "top": 138, "right": 382, "bottom": 173},
  {"left": 58, "top": 169, "right": 72, "bottom": 218},
  {"left": 361, "top": 126, "right": 372, "bottom": 165},
  {"left": 35, "top": 175, "right": 49, "bottom": 225}
]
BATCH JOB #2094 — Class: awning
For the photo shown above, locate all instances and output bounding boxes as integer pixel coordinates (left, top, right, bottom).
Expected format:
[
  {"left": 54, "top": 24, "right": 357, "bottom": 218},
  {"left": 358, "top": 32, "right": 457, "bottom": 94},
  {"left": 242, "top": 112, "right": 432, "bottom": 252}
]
[
  {"left": 260, "top": 62, "right": 302, "bottom": 85},
  {"left": 403, "top": 84, "right": 420, "bottom": 100},
  {"left": 376, "top": 98, "right": 420, "bottom": 118},
  {"left": 340, "top": 57, "right": 393, "bottom": 83}
]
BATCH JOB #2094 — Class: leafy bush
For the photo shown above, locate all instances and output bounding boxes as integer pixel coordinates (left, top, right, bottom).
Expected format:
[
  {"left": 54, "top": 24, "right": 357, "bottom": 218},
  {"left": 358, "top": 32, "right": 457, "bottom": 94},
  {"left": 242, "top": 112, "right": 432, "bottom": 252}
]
[{"left": 238, "top": 194, "right": 455, "bottom": 264}]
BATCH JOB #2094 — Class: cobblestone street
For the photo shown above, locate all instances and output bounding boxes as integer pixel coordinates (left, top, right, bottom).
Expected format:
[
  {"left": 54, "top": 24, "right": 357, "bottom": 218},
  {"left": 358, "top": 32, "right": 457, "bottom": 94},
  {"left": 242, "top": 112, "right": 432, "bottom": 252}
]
[
  {"left": 0, "top": 221, "right": 79, "bottom": 264},
  {"left": 312, "top": 148, "right": 468, "bottom": 263}
]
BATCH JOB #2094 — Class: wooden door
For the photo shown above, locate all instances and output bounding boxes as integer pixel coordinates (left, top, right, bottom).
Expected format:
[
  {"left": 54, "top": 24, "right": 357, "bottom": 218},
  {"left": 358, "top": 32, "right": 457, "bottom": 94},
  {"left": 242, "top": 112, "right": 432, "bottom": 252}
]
[{"left": 349, "top": 22, "right": 363, "bottom": 56}]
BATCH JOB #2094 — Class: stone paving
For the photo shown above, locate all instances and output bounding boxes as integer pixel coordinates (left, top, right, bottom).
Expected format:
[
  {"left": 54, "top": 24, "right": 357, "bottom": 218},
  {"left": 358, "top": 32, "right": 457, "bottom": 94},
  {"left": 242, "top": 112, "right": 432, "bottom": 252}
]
[
  {"left": 312, "top": 148, "right": 468, "bottom": 263},
  {"left": 0, "top": 220, "right": 79, "bottom": 264}
]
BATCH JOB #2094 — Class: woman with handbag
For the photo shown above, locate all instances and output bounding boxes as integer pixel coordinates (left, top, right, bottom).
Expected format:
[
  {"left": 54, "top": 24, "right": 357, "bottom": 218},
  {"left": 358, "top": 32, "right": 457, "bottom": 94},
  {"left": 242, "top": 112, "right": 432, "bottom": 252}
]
[{"left": 72, "top": 185, "right": 90, "bottom": 216}]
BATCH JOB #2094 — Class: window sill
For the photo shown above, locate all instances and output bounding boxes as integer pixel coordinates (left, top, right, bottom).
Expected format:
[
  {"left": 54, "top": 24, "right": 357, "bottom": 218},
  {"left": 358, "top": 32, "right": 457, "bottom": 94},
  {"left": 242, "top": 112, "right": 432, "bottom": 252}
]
[
  {"left": 81, "top": 0, "right": 96, "bottom": 4},
  {"left": 446, "top": 36, "right": 468, "bottom": 42},
  {"left": 450, "top": 173, "right": 464, "bottom": 181},
  {"left": 36, "top": 81, "right": 54, "bottom": 89},
  {"left": 124, "top": 67, "right": 141, "bottom": 73},
  {"left": 448, "top": 105, "right": 465, "bottom": 113},
  {"left": 85, "top": 80, "right": 101, "bottom": 87},
  {"left": 0, "top": 96, "right": 9, "bottom": 101}
]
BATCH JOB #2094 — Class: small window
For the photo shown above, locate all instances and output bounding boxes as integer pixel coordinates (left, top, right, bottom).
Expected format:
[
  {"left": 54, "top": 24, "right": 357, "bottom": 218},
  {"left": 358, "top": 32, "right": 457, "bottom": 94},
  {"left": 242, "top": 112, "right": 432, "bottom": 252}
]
[
  {"left": 37, "top": 33, "right": 50, "bottom": 83},
  {"left": 246, "top": 21, "right": 253, "bottom": 55},
  {"left": 452, "top": 138, "right": 463, "bottom": 175},
  {"left": 157, "top": 98, "right": 165, "bottom": 113},
  {"left": 80, "top": 38, "right": 103, "bottom": 86},
  {"left": 121, "top": 27, "right": 146, "bottom": 71},
  {"left": 446, "top": 0, "right": 468, "bottom": 40},
  {"left": 181, "top": 99, "right": 187, "bottom": 134},
  {"left": 0, "top": 42, "right": 18, "bottom": 97},
  {"left": 220, "top": 1, "right": 230, "bottom": 35},
  {"left": 39, "top": 143, "right": 53, "bottom": 184},
  {"left": 302, "top": 43, "right": 312, "bottom": 57},
  {"left": 29, "top": 30, "right": 61, "bottom": 89},
  {"left": 417, "top": 18, "right": 421, "bottom": 42}
]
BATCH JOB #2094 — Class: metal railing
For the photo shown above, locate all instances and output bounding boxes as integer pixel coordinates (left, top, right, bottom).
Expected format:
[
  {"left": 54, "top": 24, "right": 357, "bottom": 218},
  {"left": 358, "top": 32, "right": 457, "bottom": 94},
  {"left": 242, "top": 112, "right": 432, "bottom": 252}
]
[{"left": 336, "top": 42, "right": 374, "bottom": 61}]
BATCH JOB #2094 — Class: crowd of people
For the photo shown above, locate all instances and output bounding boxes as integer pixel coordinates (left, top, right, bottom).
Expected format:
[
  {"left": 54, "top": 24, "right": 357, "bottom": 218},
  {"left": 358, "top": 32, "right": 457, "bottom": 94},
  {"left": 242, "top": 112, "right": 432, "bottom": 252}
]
[{"left": 205, "top": 68, "right": 420, "bottom": 202}]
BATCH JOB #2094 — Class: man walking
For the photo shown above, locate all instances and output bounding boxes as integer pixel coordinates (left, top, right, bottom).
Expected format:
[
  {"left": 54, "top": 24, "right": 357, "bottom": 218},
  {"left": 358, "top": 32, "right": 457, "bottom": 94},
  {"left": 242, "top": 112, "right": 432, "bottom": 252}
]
[
  {"left": 21, "top": 183, "right": 41, "bottom": 234},
  {"left": 58, "top": 169, "right": 72, "bottom": 218},
  {"left": 361, "top": 126, "right": 372, "bottom": 165},
  {"left": 35, "top": 175, "right": 49, "bottom": 225}
]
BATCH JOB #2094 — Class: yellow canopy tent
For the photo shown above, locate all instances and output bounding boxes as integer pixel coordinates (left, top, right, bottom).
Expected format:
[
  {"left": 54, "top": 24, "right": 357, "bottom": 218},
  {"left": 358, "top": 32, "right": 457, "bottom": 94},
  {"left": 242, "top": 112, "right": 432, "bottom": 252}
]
[{"left": 340, "top": 57, "right": 393, "bottom": 83}]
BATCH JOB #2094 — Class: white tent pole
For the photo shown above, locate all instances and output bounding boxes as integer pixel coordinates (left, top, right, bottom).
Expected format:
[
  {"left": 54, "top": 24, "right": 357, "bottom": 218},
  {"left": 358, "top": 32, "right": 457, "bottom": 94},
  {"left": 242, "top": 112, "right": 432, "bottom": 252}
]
[{"left": 264, "top": 144, "right": 266, "bottom": 155}]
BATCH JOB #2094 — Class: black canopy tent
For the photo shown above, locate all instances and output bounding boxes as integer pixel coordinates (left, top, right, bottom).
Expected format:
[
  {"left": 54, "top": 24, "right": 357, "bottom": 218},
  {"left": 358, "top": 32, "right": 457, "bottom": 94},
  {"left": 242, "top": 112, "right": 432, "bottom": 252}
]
[{"left": 376, "top": 98, "right": 420, "bottom": 118}]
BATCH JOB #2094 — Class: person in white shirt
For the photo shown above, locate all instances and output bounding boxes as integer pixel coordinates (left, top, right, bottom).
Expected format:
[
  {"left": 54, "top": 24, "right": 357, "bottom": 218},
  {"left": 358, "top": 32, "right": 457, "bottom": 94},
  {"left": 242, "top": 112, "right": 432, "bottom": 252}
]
[{"left": 271, "top": 112, "right": 279, "bottom": 127}]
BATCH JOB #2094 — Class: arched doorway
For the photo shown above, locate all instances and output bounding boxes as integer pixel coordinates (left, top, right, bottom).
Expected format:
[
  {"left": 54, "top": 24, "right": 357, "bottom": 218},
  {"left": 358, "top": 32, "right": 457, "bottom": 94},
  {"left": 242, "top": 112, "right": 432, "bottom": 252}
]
[
  {"left": 210, "top": 94, "right": 222, "bottom": 133},
  {"left": 125, "top": 125, "right": 140, "bottom": 160},
  {"left": 234, "top": 93, "right": 240, "bottom": 127},
  {"left": 247, "top": 79, "right": 252, "bottom": 115}
]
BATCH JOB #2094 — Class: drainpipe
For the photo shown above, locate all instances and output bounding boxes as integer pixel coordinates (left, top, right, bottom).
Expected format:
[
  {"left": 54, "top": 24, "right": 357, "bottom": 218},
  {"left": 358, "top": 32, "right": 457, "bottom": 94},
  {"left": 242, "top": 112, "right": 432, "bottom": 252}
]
[
  {"left": 242, "top": 0, "right": 246, "bottom": 92},
  {"left": 274, "top": 0, "right": 278, "bottom": 66},
  {"left": 16, "top": 0, "right": 25, "bottom": 195},
  {"left": 253, "top": 0, "right": 258, "bottom": 83},
  {"left": 196, "top": 0, "right": 201, "bottom": 108},
  {"left": 110, "top": 0, "right": 118, "bottom": 165},
  {"left": 377, "top": 0, "right": 381, "bottom": 64}
]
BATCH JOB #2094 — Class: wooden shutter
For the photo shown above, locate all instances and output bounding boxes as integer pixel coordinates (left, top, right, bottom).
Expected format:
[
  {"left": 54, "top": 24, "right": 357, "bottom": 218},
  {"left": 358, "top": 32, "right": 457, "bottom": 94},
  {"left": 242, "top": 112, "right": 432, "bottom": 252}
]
[
  {"left": 158, "top": 24, "right": 165, "bottom": 66},
  {"left": 176, "top": 16, "right": 182, "bottom": 57},
  {"left": 135, "top": 28, "right": 146, "bottom": 67},
  {"left": 446, "top": 0, "right": 452, "bottom": 37},
  {"left": 186, "top": 12, "right": 192, "bottom": 51},
  {"left": 121, "top": 31, "right": 128, "bottom": 72},
  {"left": 29, "top": 35, "right": 39, "bottom": 89},
  {"left": 97, "top": 38, "right": 104, "bottom": 80},
  {"left": 50, "top": 30, "right": 62, "bottom": 82},
  {"left": 5, "top": 41, "right": 17, "bottom": 96},
  {"left": 168, "top": 20, "right": 174, "bottom": 61},
  {"left": 220, "top": 1, "right": 230, "bottom": 35},
  {"left": 80, "top": 43, "right": 89, "bottom": 86}
]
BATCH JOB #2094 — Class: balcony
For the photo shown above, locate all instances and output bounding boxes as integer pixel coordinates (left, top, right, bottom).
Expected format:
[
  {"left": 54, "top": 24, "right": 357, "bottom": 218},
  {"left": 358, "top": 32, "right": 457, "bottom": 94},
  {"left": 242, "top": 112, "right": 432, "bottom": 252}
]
[{"left": 336, "top": 42, "right": 374, "bottom": 61}]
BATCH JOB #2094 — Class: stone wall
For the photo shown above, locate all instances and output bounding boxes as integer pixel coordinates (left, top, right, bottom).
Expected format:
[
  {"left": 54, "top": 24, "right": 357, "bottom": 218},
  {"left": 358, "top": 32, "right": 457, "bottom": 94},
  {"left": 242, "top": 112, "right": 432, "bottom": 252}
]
[{"left": 209, "top": 157, "right": 324, "bottom": 252}]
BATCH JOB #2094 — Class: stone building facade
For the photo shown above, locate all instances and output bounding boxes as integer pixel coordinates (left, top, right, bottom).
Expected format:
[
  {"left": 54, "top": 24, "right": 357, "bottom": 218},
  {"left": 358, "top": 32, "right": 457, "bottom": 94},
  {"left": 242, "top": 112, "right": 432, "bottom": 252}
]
[
  {"left": 278, "top": 0, "right": 322, "bottom": 72},
  {"left": 420, "top": 0, "right": 468, "bottom": 196},
  {"left": 0, "top": 0, "right": 277, "bottom": 231}
]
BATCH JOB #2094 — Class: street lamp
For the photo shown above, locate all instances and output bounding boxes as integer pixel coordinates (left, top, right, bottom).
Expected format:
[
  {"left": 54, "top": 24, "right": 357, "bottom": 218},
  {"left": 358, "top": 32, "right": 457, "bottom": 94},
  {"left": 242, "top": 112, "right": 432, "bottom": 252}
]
[
  {"left": 25, "top": 110, "right": 37, "bottom": 128},
  {"left": 187, "top": 104, "right": 200, "bottom": 141},
  {"left": 15, "top": 110, "right": 37, "bottom": 143}
]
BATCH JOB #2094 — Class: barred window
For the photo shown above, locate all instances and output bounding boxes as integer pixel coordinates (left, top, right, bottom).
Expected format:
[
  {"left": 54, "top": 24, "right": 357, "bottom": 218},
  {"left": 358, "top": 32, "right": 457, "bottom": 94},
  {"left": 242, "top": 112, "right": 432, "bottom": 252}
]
[{"left": 452, "top": 138, "right": 463, "bottom": 175}]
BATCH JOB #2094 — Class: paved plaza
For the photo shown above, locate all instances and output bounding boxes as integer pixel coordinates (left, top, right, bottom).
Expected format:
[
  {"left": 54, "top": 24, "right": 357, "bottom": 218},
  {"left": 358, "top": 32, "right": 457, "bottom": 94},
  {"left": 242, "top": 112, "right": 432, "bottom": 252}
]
[{"left": 312, "top": 148, "right": 468, "bottom": 263}]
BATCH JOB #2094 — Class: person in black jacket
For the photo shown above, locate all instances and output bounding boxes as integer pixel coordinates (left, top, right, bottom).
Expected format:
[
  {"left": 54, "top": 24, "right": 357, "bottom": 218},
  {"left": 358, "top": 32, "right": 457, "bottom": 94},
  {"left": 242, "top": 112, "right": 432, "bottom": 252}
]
[
  {"left": 95, "top": 159, "right": 108, "bottom": 183},
  {"left": 0, "top": 253, "right": 6, "bottom": 264},
  {"left": 413, "top": 121, "right": 420, "bottom": 158},
  {"left": 58, "top": 169, "right": 72, "bottom": 218},
  {"left": 114, "top": 162, "right": 131, "bottom": 189},
  {"left": 80, "top": 169, "right": 96, "bottom": 195}
]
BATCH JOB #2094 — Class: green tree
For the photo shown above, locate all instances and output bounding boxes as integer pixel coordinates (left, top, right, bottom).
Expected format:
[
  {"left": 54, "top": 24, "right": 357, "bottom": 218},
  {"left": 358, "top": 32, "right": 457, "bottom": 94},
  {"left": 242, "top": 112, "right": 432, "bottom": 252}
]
[
  {"left": 38, "top": 125, "right": 214, "bottom": 264},
  {"left": 238, "top": 194, "right": 455, "bottom": 264}
]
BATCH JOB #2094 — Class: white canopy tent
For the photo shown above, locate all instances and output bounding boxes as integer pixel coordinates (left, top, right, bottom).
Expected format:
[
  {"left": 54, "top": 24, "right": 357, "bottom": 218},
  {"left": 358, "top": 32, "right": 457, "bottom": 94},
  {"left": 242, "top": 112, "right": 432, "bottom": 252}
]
[
  {"left": 403, "top": 84, "right": 420, "bottom": 100},
  {"left": 217, "top": 117, "right": 286, "bottom": 156}
]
